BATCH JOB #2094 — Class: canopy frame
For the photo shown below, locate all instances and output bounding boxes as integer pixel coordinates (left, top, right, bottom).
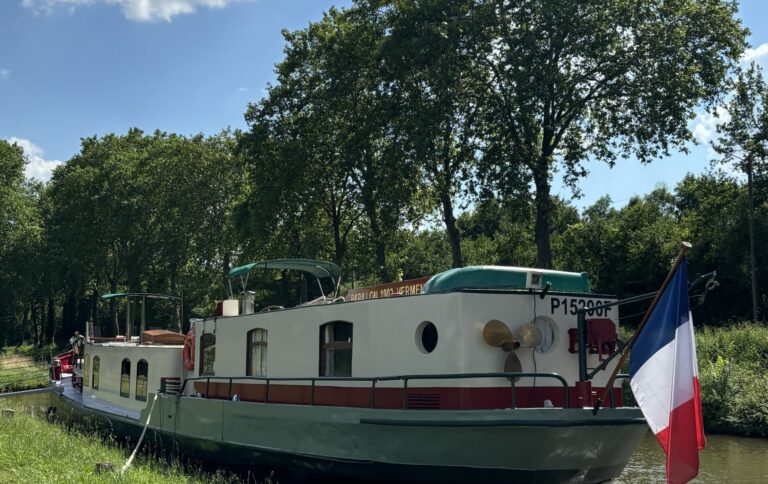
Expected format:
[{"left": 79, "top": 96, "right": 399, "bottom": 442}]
[
  {"left": 100, "top": 292, "right": 183, "bottom": 337},
  {"left": 227, "top": 259, "right": 341, "bottom": 298}
]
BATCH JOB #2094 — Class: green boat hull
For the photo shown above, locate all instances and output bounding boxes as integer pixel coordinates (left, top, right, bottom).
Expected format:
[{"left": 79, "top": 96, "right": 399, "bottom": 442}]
[{"left": 47, "top": 390, "right": 647, "bottom": 483}]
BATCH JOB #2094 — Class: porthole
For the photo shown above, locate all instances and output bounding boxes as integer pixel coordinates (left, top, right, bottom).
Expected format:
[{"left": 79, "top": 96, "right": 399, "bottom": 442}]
[
  {"left": 532, "top": 316, "right": 558, "bottom": 353},
  {"left": 416, "top": 321, "right": 438, "bottom": 354}
]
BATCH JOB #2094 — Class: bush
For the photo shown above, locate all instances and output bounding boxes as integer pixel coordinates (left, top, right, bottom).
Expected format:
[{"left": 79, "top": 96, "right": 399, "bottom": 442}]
[
  {"left": 696, "top": 323, "right": 768, "bottom": 437},
  {"left": 619, "top": 322, "right": 768, "bottom": 437}
]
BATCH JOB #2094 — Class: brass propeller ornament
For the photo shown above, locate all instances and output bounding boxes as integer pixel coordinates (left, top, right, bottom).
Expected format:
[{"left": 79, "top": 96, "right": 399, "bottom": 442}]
[{"left": 483, "top": 319, "right": 543, "bottom": 377}]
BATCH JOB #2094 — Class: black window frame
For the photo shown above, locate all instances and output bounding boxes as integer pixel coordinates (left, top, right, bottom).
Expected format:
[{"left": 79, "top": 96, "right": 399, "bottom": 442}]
[
  {"left": 120, "top": 358, "right": 131, "bottom": 398},
  {"left": 200, "top": 333, "right": 216, "bottom": 376},
  {"left": 135, "top": 359, "right": 148, "bottom": 402},
  {"left": 319, "top": 321, "right": 353, "bottom": 377},
  {"left": 246, "top": 328, "right": 268, "bottom": 377},
  {"left": 91, "top": 355, "right": 100, "bottom": 389}
]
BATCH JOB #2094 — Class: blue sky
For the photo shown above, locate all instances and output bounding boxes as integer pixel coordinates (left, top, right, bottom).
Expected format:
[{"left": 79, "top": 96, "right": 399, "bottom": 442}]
[{"left": 1, "top": 0, "right": 767, "bottom": 210}]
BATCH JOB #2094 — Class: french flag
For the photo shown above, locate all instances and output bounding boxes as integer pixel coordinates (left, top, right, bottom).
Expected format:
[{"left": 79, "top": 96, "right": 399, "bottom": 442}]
[{"left": 629, "top": 259, "right": 706, "bottom": 484}]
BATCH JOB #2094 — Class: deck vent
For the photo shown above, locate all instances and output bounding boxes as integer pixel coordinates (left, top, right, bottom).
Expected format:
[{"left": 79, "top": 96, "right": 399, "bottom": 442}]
[
  {"left": 161, "top": 377, "right": 182, "bottom": 395},
  {"left": 407, "top": 392, "right": 441, "bottom": 409}
]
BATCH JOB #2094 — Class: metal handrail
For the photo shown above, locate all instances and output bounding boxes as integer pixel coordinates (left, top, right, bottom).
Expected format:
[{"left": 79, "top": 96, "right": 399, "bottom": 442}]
[
  {"left": 610, "top": 374, "right": 631, "bottom": 409},
  {"left": 176, "top": 372, "right": 570, "bottom": 410}
]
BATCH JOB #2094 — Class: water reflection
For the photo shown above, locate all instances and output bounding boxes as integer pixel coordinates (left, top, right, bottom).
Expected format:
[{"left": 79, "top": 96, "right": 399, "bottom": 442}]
[{"left": 617, "top": 431, "right": 768, "bottom": 483}]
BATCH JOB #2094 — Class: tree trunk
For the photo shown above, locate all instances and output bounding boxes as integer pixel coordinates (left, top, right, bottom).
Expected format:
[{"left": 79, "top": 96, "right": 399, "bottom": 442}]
[
  {"left": 91, "top": 290, "right": 98, "bottom": 333},
  {"left": 45, "top": 297, "right": 55, "bottom": 344},
  {"left": 440, "top": 191, "right": 463, "bottom": 268},
  {"left": 368, "top": 215, "right": 391, "bottom": 283},
  {"left": 21, "top": 305, "right": 30, "bottom": 342},
  {"left": 747, "top": 157, "right": 760, "bottom": 321},
  {"left": 223, "top": 251, "right": 231, "bottom": 298},
  {"left": 31, "top": 300, "right": 39, "bottom": 344},
  {"left": 533, "top": 156, "right": 553, "bottom": 269},
  {"left": 110, "top": 278, "right": 120, "bottom": 336},
  {"left": 332, "top": 211, "right": 347, "bottom": 268}
]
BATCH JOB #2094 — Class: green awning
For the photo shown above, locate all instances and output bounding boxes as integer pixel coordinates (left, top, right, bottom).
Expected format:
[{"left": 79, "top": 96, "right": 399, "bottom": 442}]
[
  {"left": 100, "top": 292, "right": 181, "bottom": 301},
  {"left": 228, "top": 259, "right": 341, "bottom": 281},
  {"left": 421, "top": 266, "right": 591, "bottom": 294}
]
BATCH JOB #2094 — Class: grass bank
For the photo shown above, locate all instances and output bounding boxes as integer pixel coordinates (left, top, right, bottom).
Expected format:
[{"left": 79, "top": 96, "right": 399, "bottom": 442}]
[
  {"left": 0, "top": 344, "right": 53, "bottom": 392},
  {"left": 0, "top": 410, "right": 253, "bottom": 484}
]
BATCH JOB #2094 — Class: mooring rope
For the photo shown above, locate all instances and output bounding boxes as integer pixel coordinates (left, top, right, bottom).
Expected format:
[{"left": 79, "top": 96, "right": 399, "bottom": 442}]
[{"left": 120, "top": 392, "right": 159, "bottom": 475}]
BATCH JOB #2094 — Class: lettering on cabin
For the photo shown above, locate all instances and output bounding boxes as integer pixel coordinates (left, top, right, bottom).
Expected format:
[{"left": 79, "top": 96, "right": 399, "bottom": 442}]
[
  {"left": 346, "top": 277, "right": 431, "bottom": 302},
  {"left": 550, "top": 297, "right": 613, "bottom": 317}
]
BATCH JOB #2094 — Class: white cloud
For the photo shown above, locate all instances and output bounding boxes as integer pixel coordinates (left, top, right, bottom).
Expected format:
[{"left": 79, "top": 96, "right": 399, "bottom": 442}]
[
  {"left": 691, "top": 105, "right": 730, "bottom": 145},
  {"left": 5, "top": 137, "right": 63, "bottom": 181},
  {"left": 21, "top": 0, "right": 241, "bottom": 22},
  {"left": 0, "top": 68, "right": 10, "bottom": 80},
  {"left": 238, "top": 86, "right": 248, "bottom": 92},
  {"left": 742, "top": 43, "right": 768, "bottom": 63}
]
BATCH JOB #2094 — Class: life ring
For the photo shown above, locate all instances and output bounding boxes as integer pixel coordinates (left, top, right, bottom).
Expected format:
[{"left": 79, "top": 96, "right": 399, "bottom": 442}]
[{"left": 183, "top": 328, "right": 195, "bottom": 371}]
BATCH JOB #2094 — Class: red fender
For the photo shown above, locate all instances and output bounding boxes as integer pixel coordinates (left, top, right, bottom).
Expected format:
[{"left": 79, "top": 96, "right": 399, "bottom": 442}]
[{"left": 183, "top": 327, "right": 196, "bottom": 371}]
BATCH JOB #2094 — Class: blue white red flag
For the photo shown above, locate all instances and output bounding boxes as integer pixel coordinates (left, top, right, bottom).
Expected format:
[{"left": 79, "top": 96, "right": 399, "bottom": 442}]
[{"left": 629, "top": 259, "right": 706, "bottom": 484}]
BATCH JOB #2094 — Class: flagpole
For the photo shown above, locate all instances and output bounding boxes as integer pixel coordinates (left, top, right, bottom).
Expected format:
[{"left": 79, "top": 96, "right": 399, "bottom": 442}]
[{"left": 593, "top": 241, "right": 692, "bottom": 414}]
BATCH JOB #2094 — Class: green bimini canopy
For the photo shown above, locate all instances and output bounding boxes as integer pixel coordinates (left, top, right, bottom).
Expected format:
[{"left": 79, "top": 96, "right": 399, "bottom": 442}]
[
  {"left": 228, "top": 259, "right": 341, "bottom": 281},
  {"left": 421, "top": 266, "right": 591, "bottom": 294},
  {"left": 228, "top": 259, "right": 341, "bottom": 298}
]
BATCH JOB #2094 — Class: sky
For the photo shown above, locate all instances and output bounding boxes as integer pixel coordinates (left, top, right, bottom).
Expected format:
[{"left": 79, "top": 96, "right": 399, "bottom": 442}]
[{"left": 1, "top": 0, "right": 767, "bottom": 210}]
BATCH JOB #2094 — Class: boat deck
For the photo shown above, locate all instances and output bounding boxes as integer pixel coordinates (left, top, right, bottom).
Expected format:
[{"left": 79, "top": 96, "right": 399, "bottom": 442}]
[{"left": 57, "top": 376, "right": 141, "bottom": 421}]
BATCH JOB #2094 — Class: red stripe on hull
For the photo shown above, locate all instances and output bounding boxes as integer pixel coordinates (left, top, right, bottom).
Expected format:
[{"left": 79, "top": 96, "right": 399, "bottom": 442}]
[
  {"left": 192, "top": 382, "right": 622, "bottom": 410},
  {"left": 654, "top": 394, "right": 702, "bottom": 484}
]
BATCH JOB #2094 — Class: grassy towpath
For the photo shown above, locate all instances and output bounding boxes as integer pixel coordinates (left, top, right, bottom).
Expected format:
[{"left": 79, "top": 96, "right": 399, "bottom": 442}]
[
  {"left": 0, "top": 411, "right": 254, "bottom": 484},
  {"left": 0, "top": 344, "right": 60, "bottom": 392}
]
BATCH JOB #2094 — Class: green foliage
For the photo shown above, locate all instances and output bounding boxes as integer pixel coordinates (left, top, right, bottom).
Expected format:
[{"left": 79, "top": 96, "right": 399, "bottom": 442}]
[
  {"left": 697, "top": 324, "right": 768, "bottom": 437},
  {"left": 466, "top": 0, "right": 747, "bottom": 267}
]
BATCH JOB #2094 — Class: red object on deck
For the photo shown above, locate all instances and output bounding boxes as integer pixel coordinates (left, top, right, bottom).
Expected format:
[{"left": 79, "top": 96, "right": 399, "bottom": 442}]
[
  {"left": 567, "top": 318, "right": 618, "bottom": 361},
  {"left": 54, "top": 350, "right": 77, "bottom": 374}
]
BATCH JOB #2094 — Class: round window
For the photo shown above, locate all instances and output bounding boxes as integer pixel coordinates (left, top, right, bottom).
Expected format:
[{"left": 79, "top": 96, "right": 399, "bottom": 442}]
[
  {"left": 416, "top": 321, "right": 438, "bottom": 354},
  {"left": 532, "top": 316, "right": 558, "bottom": 353}
]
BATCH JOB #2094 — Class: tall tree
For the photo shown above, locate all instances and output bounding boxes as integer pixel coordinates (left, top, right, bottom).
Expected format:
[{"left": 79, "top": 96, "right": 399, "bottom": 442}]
[
  {"left": 465, "top": 0, "right": 746, "bottom": 268},
  {"left": 712, "top": 63, "right": 768, "bottom": 322},
  {"left": 383, "top": 0, "right": 490, "bottom": 268},
  {"left": 240, "top": 4, "right": 420, "bottom": 282}
]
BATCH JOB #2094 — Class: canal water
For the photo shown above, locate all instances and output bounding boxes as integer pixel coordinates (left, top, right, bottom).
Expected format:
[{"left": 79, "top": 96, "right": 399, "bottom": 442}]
[{"left": 617, "top": 431, "right": 768, "bottom": 483}]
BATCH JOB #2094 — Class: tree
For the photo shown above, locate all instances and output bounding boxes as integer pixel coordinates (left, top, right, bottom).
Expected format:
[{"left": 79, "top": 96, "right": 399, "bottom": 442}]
[
  {"left": 383, "top": 0, "right": 490, "bottom": 268},
  {"left": 675, "top": 173, "right": 760, "bottom": 323},
  {"left": 712, "top": 63, "right": 768, "bottom": 322},
  {"left": 240, "top": 4, "right": 421, "bottom": 282},
  {"left": 464, "top": 0, "right": 746, "bottom": 268}
]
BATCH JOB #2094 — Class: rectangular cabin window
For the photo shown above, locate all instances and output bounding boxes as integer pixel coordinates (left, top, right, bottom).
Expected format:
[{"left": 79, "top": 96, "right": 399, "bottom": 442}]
[
  {"left": 200, "top": 333, "right": 216, "bottom": 376},
  {"left": 120, "top": 359, "right": 131, "bottom": 398},
  {"left": 83, "top": 355, "right": 90, "bottom": 387},
  {"left": 319, "top": 322, "right": 353, "bottom": 377},
  {"left": 246, "top": 329, "right": 268, "bottom": 377},
  {"left": 136, "top": 359, "right": 148, "bottom": 401},
  {"left": 92, "top": 356, "right": 100, "bottom": 389}
]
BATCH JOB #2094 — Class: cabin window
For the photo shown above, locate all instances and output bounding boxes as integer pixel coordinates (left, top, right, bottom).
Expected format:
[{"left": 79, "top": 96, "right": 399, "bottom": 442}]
[
  {"left": 120, "top": 358, "right": 131, "bottom": 398},
  {"left": 92, "top": 356, "right": 100, "bottom": 389},
  {"left": 319, "top": 322, "right": 353, "bottom": 377},
  {"left": 83, "top": 355, "right": 90, "bottom": 387},
  {"left": 200, "top": 333, "right": 216, "bottom": 376},
  {"left": 136, "top": 359, "right": 148, "bottom": 401},
  {"left": 246, "top": 329, "right": 268, "bottom": 377}
]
